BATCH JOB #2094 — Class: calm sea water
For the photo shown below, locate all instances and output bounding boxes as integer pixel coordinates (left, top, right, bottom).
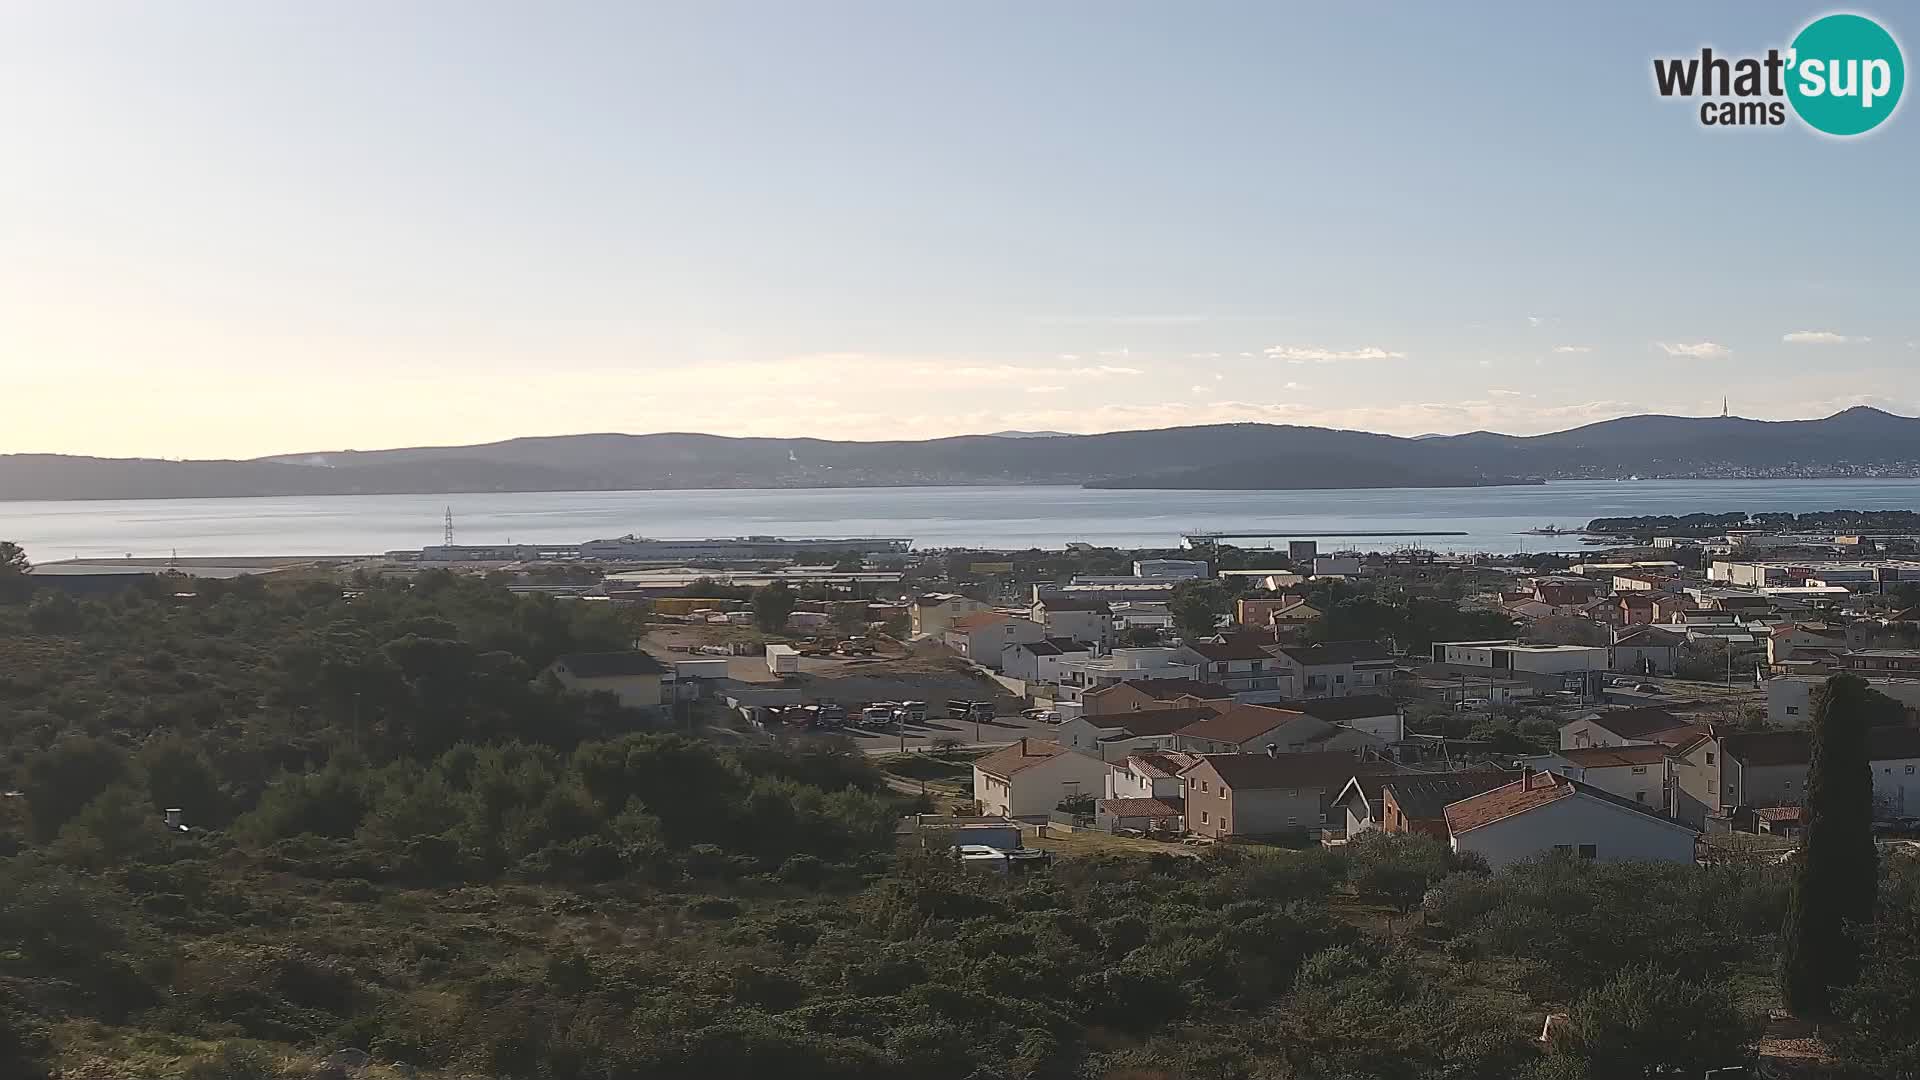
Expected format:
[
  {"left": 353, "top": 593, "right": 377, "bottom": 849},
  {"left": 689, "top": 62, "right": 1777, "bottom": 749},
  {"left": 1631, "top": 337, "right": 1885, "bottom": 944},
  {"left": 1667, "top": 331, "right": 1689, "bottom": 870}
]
[{"left": 6, "top": 480, "right": 1920, "bottom": 560}]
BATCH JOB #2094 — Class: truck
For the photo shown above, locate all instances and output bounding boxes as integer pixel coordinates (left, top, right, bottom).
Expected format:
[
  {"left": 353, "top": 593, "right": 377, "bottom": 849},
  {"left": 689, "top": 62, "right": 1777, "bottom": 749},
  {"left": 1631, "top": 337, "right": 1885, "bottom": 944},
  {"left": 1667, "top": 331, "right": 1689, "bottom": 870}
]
[
  {"left": 945, "top": 699, "right": 997, "bottom": 723},
  {"left": 893, "top": 700, "right": 929, "bottom": 724},
  {"left": 766, "top": 644, "right": 801, "bottom": 674},
  {"left": 861, "top": 704, "right": 898, "bottom": 728}
]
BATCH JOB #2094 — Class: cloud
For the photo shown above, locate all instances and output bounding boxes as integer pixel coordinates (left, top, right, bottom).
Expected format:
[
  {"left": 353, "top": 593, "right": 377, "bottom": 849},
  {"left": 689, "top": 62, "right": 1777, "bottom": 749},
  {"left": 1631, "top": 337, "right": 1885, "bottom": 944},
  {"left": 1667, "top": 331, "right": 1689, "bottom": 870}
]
[
  {"left": 1488, "top": 388, "right": 1525, "bottom": 397},
  {"left": 1263, "top": 344, "right": 1407, "bottom": 364},
  {"left": 1282, "top": 381, "right": 1306, "bottom": 391},
  {"left": 1656, "top": 341, "right": 1731, "bottom": 359},
  {"left": 1526, "top": 315, "right": 1549, "bottom": 327},
  {"left": 1551, "top": 345, "right": 1592, "bottom": 354},
  {"left": 1026, "top": 384, "right": 1065, "bottom": 394},
  {"left": 1782, "top": 330, "right": 1869, "bottom": 345}
]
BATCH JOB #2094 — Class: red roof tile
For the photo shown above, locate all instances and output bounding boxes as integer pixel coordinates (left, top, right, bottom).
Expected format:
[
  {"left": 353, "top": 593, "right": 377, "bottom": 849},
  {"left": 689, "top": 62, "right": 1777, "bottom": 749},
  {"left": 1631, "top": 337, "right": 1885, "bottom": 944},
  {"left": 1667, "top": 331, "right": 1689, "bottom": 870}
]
[
  {"left": 974, "top": 739, "right": 1085, "bottom": 779},
  {"left": 1558, "top": 745, "right": 1671, "bottom": 768}
]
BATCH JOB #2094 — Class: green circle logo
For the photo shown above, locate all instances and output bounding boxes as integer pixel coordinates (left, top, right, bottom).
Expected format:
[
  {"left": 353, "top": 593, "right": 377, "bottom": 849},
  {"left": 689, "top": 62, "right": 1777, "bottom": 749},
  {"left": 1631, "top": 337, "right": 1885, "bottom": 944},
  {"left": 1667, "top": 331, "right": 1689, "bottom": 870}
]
[{"left": 1787, "top": 13, "right": 1905, "bottom": 135}]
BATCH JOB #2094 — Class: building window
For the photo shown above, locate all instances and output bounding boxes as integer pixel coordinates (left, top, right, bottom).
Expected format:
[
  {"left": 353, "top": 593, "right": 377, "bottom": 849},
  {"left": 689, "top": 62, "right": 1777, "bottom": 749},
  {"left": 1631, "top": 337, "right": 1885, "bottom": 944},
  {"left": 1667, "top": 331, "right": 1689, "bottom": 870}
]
[
  {"left": 1786, "top": 705, "right": 1799, "bottom": 715},
  {"left": 1578, "top": 844, "right": 1598, "bottom": 860},
  {"left": 1218, "top": 787, "right": 1226, "bottom": 800},
  {"left": 1706, "top": 752, "right": 1715, "bottom": 765},
  {"left": 1200, "top": 810, "right": 1209, "bottom": 824},
  {"left": 1335, "top": 675, "right": 1345, "bottom": 684},
  {"left": 1635, "top": 791, "right": 1648, "bottom": 803},
  {"left": 1286, "top": 816, "right": 1297, "bottom": 828},
  {"left": 1631, "top": 766, "right": 1647, "bottom": 775}
]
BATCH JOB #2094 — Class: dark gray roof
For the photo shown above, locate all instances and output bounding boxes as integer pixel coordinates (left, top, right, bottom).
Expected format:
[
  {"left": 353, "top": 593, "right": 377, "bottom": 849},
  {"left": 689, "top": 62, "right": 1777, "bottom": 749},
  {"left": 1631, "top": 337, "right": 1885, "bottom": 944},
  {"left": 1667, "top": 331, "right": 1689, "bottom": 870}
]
[
  {"left": 554, "top": 652, "right": 668, "bottom": 677},
  {"left": 1382, "top": 771, "right": 1519, "bottom": 821}
]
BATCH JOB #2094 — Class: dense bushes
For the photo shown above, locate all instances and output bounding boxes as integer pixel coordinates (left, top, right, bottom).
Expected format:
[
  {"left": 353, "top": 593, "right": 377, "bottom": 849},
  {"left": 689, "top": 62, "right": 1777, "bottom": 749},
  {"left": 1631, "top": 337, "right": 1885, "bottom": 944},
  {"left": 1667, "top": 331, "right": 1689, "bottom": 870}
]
[{"left": 1424, "top": 855, "right": 1788, "bottom": 992}]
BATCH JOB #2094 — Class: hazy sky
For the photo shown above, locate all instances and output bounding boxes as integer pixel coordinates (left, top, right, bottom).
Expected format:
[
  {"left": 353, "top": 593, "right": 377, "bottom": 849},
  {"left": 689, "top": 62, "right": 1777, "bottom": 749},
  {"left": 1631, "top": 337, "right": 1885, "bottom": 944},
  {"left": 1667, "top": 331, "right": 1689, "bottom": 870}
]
[{"left": 3, "top": 2, "right": 1915, "bottom": 458}]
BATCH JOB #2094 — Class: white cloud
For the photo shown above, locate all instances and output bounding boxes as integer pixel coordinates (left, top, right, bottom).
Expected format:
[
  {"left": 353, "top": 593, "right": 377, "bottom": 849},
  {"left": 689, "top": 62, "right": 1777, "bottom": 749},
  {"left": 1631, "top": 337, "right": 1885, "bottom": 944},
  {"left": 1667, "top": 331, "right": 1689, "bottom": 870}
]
[
  {"left": 1656, "top": 341, "right": 1731, "bottom": 359},
  {"left": 1526, "top": 315, "right": 1548, "bottom": 327},
  {"left": 1263, "top": 344, "right": 1407, "bottom": 364},
  {"left": 1488, "top": 388, "right": 1525, "bottom": 397},
  {"left": 1026, "top": 384, "right": 1065, "bottom": 394},
  {"left": 1551, "top": 344, "right": 1592, "bottom": 354},
  {"left": 1782, "top": 330, "right": 1869, "bottom": 345},
  {"left": 1282, "top": 381, "right": 1305, "bottom": 391},
  {"left": 1189, "top": 385, "right": 1209, "bottom": 395}
]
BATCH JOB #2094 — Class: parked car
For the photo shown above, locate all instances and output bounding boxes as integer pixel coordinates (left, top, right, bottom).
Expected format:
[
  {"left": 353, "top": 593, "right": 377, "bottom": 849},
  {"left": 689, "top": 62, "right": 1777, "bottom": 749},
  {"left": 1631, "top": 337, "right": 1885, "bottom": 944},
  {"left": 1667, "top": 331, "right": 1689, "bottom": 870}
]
[
  {"left": 1455, "top": 698, "right": 1491, "bottom": 712},
  {"left": 1030, "top": 710, "right": 1060, "bottom": 724}
]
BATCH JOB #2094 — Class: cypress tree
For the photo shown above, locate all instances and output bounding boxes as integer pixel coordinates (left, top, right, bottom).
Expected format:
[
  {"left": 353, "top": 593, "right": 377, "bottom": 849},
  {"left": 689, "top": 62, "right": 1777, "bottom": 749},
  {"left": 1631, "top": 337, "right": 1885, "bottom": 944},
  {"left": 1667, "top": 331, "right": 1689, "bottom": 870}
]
[{"left": 1779, "top": 674, "right": 1882, "bottom": 1015}]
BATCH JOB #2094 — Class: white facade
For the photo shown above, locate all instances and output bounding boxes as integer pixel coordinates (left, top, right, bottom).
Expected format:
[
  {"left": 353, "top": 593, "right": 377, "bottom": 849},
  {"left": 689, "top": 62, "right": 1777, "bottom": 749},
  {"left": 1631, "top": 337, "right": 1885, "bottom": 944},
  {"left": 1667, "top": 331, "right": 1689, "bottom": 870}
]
[
  {"left": 1133, "top": 559, "right": 1209, "bottom": 580},
  {"left": 1558, "top": 716, "right": 1659, "bottom": 750},
  {"left": 911, "top": 594, "right": 988, "bottom": 638},
  {"left": 1037, "top": 605, "right": 1111, "bottom": 648},
  {"left": 973, "top": 749, "right": 1109, "bottom": 819},
  {"left": 1767, "top": 675, "right": 1920, "bottom": 726},
  {"left": 1104, "top": 759, "right": 1185, "bottom": 800},
  {"left": 1451, "top": 791, "right": 1698, "bottom": 871},
  {"left": 1001, "top": 641, "right": 1093, "bottom": 683},
  {"left": 1521, "top": 754, "right": 1670, "bottom": 808}
]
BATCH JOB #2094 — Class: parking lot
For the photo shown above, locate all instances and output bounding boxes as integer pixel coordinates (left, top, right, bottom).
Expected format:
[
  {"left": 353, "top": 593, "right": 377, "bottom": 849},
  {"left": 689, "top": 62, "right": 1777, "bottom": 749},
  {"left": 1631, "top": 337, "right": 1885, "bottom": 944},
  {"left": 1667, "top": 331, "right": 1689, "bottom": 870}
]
[{"left": 838, "top": 709, "right": 1068, "bottom": 754}]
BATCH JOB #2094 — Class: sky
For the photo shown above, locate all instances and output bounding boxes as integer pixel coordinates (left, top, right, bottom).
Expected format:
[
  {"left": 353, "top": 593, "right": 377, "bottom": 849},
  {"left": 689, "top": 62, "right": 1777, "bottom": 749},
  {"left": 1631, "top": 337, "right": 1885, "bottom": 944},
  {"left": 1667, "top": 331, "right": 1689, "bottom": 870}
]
[{"left": 2, "top": 2, "right": 1916, "bottom": 459}]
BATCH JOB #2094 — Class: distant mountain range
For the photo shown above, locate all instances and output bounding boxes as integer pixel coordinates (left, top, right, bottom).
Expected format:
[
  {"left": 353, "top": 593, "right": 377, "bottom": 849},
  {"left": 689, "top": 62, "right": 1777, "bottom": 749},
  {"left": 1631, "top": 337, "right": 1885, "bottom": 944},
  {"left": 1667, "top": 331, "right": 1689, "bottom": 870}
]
[{"left": 5, "top": 407, "right": 1920, "bottom": 501}]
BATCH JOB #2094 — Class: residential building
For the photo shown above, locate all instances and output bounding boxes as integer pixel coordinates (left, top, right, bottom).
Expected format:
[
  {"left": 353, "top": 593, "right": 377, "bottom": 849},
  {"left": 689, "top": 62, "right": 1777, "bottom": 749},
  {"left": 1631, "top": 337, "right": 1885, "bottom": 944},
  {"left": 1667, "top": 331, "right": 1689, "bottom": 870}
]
[
  {"left": 1274, "top": 640, "right": 1395, "bottom": 698},
  {"left": 1672, "top": 726, "right": 1920, "bottom": 824},
  {"left": 1133, "top": 559, "right": 1209, "bottom": 580},
  {"left": 1174, "top": 703, "right": 1383, "bottom": 756},
  {"left": 1521, "top": 745, "right": 1672, "bottom": 808},
  {"left": 1052, "top": 647, "right": 1207, "bottom": 701},
  {"left": 1768, "top": 674, "right": 1920, "bottom": 726},
  {"left": 1838, "top": 649, "right": 1920, "bottom": 675},
  {"left": 1432, "top": 640, "right": 1608, "bottom": 676},
  {"left": 1444, "top": 771, "right": 1699, "bottom": 870},
  {"left": 1058, "top": 705, "right": 1221, "bottom": 758},
  {"left": 1294, "top": 694, "right": 1405, "bottom": 742},
  {"left": 1335, "top": 771, "right": 1519, "bottom": 840},
  {"left": 1558, "top": 707, "right": 1692, "bottom": 750},
  {"left": 971, "top": 739, "right": 1109, "bottom": 820},
  {"left": 942, "top": 612, "right": 1048, "bottom": 670},
  {"left": 1032, "top": 595, "right": 1113, "bottom": 648},
  {"left": 1000, "top": 638, "right": 1094, "bottom": 683},
  {"left": 911, "top": 593, "right": 989, "bottom": 638},
  {"left": 547, "top": 652, "right": 668, "bottom": 712},
  {"left": 1181, "top": 750, "right": 1397, "bottom": 839},
  {"left": 1313, "top": 556, "right": 1362, "bottom": 577},
  {"left": 1188, "top": 636, "right": 1291, "bottom": 701},
  {"left": 1611, "top": 625, "right": 1683, "bottom": 675},
  {"left": 1103, "top": 750, "right": 1199, "bottom": 800},
  {"left": 1094, "top": 796, "right": 1186, "bottom": 834},
  {"left": 1078, "top": 678, "right": 1232, "bottom": 715},
  {"left": 1109, "top": 601, "right": 1174, "bottom": 634},
  {"left": 1768, "top": 624, "right": 1848, "bottom": 665}
]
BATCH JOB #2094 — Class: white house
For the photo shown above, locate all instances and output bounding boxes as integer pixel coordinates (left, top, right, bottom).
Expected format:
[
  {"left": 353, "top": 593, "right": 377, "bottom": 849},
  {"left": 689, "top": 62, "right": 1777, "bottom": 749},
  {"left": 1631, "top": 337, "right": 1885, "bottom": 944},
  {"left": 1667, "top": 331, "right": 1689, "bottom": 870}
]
[
  {"left": 971, "top": 738, "right": 1110, "bottom": 820},
  {"left": 1188, "top": 637, "right": 1292, "bottom": 702},
  {"left": 1273, "top": 641, "right": 1395, "bottom": 699},
  {"left": 1058, "top": 706, "right": 1219, "bottom": 758},
  {"left": 1052, "top": 647, "right": 1206, "bottom": 702},
  {"left": 546, "top": 652, "right": 668, "bottom": 712},
  {"left": 1296, "top": 694, "right": 1405, "bottom": 742},
  {"left": 1444, "top": 771, "right": 1699, "bottom": 871},
  {"left": 1611, "top": 626, "right": 1683, "bottom": 675},
  {"left": 1001, "top": 638, "right": 1094, "bottom": 683},
  {"left": 942, "top": 612, "right": 1048, "bottom": 670},
  {"left": 1518, "top": 744, "right": 1672, "bottom": 809},
  {"left": 1032, "top": 595, "right": 1113, "bottom": 648},
  {"left": 1104, "top": 750, "right": 1198, "bottom": 800},
  {"left": 1558, "top": 707, "right": 1692, "bottom": 750},
  {"left": 911, "top": 593, "right": 989, "bottom": 638}
]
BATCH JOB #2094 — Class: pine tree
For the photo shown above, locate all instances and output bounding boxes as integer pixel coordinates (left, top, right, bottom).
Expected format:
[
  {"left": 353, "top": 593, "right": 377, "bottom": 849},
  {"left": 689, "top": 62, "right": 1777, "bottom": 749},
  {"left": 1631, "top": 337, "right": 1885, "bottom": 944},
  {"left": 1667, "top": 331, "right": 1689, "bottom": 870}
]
[{"left": 1779, "top": 674, "right": 1883, "bottom": 1015}]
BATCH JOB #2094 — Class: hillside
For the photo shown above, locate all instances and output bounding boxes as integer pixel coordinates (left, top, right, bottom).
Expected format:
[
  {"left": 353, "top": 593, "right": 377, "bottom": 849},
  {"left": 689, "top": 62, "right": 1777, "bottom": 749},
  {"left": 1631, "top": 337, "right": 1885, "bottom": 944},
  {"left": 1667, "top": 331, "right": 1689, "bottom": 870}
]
[{"left": 5, "top": 407, "right": 1920, "bottom": 500}]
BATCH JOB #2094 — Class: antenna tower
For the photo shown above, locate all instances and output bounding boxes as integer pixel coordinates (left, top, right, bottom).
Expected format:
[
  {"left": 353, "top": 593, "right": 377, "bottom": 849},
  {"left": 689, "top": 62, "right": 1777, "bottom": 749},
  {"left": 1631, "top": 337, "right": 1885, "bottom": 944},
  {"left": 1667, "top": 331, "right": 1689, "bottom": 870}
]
[{"left": 444, "top": 506, "right": 455, "bottom": 546}]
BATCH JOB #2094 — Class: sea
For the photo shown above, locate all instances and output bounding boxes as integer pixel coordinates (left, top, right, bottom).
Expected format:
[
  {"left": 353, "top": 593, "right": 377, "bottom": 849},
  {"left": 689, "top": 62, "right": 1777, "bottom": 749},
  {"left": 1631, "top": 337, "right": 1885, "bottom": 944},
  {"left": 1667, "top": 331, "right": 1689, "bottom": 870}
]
[{"left": 6, "top": 479, "right": 1920, "bottom": 561}]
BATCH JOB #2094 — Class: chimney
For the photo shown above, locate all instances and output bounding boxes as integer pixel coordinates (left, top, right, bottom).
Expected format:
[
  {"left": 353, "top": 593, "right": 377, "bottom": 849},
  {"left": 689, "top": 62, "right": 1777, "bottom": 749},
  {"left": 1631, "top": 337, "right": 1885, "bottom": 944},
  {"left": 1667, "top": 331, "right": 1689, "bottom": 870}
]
[{"left": 1266, "top": 743, "right": 1278, "bottom": 758}]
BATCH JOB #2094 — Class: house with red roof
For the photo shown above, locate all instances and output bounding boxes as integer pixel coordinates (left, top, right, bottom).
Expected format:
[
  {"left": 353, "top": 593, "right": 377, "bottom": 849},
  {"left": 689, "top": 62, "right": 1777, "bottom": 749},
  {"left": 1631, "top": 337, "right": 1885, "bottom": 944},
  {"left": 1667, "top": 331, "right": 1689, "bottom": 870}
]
[
  {"left": 971, "top": 738, "right": 1108, "bottom": 820},
  {"left": 1443, "top": 770, "right": 1698, "bottom": 870}
]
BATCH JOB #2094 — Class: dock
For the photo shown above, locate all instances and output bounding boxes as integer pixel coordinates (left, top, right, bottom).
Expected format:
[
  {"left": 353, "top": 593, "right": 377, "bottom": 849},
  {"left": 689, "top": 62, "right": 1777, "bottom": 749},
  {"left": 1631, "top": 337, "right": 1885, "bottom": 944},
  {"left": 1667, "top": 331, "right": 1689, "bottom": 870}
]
[{"left": 1185, "top": 530, "right": 1469, "bottom": 542}]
